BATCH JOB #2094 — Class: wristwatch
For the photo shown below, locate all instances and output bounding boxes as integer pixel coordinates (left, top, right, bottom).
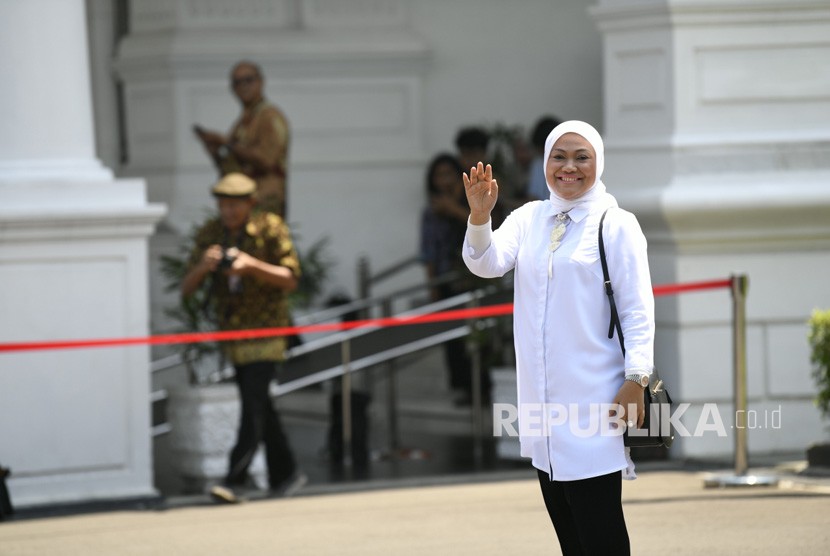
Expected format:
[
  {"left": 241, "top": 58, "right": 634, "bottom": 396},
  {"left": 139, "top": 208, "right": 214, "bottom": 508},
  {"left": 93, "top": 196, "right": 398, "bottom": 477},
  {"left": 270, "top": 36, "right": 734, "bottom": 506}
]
[{"left": 625, "top": 374, "right": 649, "bottom": 388}]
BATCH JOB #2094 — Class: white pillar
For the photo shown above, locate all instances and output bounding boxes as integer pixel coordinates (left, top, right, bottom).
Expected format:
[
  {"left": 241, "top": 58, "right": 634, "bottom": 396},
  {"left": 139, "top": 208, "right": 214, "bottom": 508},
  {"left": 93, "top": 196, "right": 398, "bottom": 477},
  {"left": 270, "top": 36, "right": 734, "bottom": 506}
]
[
  {"left": 0, "top": 0, "right": 111, "bottom": 182},
  {"left": 592, "top": 0, "right": 830, "bottom": 460},
  {"left": 0, "top": 0, "right": 165, "bottom": 507}
]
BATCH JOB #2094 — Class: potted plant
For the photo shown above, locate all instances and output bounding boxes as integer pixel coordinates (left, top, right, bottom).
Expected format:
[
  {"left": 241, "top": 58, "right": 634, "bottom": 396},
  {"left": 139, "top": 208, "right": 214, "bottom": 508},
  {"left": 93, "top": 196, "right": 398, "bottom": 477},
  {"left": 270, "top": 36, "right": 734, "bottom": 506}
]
[{"left": 807, "top": 308, "right": 830, "bottom": 470}]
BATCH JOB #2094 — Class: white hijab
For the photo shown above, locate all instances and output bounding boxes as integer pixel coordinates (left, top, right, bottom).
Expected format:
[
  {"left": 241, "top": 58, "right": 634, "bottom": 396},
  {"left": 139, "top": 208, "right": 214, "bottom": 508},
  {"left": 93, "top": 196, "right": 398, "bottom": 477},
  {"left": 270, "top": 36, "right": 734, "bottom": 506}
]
[{"left": 542, "top": 120, "right": 616, "bottom": 214}]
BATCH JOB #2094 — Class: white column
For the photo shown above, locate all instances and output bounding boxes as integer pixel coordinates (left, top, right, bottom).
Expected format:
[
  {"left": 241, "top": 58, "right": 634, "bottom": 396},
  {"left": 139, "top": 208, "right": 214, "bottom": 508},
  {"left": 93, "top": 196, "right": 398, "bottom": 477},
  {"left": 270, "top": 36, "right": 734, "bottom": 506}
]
[
  {"left": 592, "top": 0, "right": 830, "bottom": 460},
  {"left": 0, "top": 0, "right": 165, "bottom": 507},
  {"left": 0, "top": 0, "right": 111, "bottom": 182},
  {"left": 86, "top": 0, "right": 123, "bottom": 170}
]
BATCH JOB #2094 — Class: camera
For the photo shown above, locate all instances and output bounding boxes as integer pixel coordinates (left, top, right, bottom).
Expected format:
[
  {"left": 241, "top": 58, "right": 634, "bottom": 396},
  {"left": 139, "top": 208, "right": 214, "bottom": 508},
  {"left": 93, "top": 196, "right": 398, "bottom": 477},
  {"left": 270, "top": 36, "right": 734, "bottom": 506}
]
[{"left": 218, "top": 249, "right": 237, "bottom": 270}]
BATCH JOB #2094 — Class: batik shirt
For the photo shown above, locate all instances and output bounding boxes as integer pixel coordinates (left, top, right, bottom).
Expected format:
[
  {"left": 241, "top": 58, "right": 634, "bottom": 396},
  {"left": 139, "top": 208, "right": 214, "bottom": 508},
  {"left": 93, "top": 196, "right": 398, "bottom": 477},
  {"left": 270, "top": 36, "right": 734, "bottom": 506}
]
[{"left": 188, "top": 212, "right": 300, "bottom": 365}]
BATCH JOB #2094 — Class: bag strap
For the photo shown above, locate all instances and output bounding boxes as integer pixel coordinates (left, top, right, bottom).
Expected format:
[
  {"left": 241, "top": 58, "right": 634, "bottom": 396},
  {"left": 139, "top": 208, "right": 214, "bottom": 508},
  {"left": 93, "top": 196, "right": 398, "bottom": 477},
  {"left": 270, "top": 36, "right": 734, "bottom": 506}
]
[{"left": 599, "top": 209, "right": 626, "bottom": 355}]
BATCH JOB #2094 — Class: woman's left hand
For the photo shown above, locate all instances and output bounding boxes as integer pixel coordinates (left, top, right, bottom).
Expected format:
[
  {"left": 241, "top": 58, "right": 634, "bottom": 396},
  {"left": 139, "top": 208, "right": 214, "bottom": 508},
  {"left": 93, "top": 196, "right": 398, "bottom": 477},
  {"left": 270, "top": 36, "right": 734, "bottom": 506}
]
[{"left": 611, "top": 381, "right": 646, "bottom": 429}]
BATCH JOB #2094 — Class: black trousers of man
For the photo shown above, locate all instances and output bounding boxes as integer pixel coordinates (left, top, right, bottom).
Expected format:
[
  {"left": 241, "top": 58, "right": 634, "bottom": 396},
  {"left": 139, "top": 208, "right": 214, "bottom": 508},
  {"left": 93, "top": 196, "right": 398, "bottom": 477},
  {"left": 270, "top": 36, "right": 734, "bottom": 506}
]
[
  {"left": 537, "top": 469, "right": 630, "bottom": 556},
  {"left": 225, "top": 361, "right": 296, "bottom": 490}
]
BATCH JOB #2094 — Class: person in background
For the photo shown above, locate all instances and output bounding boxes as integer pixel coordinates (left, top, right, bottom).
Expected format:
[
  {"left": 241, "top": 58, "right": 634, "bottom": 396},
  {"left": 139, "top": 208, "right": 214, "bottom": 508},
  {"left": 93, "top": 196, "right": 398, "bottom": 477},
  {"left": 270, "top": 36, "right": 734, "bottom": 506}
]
[
  {"left": 419, "top": 153, "right": 490, "bottom": 406},
  {"left": 420, "top": 153, "right": 472, "bottom": 405},
  {"left": 194, "top": 60, "right": 290, "bottom": 217},
  {"left": 526, "top": 115, "right": 562, "bottom": 201},
  {"left": 455, "top": 126, "right": 512, "bottom": 226},
  {"left": 462, "top": 120, "right": 654, "bottom": 554},
  {"left": 181, "top": 173, "right": 306, "bottom": 503},
  {"left": 510, "top": 130, "right": 535, "bottom": 201},
  {"left": 455, "top": 126, "right": 491, "bottom": 174}
]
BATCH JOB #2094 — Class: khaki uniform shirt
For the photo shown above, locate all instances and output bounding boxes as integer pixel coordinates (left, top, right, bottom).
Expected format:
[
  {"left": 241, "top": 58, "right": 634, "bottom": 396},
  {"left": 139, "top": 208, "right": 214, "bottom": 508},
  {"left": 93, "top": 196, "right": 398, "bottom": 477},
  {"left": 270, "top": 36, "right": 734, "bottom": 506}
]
[{"left": 220, "top": 99, "right": 290, "bottom": 216}]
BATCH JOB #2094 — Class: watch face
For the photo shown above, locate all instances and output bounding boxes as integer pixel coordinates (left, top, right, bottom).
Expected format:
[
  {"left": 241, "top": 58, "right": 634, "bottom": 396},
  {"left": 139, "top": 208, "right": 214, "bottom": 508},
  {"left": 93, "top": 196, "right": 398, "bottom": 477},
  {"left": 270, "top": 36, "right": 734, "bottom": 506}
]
[{"left": 640, "top": 375, "right": 649, "bottom": 387}]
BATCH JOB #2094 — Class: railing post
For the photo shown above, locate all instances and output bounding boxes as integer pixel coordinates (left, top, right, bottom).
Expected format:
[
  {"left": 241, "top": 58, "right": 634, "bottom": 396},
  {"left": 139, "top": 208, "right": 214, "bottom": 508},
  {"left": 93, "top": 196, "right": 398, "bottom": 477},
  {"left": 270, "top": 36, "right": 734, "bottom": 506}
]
[
  {"left": 468, "top": 291, "right": 484, "bottom": 466},
  {"left": 341, "top": 337, "right": 353, "bottom": 469},
  {"left": 382, "top": 298, "right": 400, "bottom": 454},
  {"left": 704, "top": 273, "right": 776, "bottom": 488},
  {"left": 357, "top": 256, "right": 371, "bottom": 309}
]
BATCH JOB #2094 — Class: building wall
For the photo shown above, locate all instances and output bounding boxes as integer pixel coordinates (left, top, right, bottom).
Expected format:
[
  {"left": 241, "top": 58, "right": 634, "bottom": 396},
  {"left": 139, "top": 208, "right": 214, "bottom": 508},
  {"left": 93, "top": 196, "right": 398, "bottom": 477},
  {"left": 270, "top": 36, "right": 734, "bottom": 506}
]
[
  {"left": 98, "top": 0, "right": 605, "bottom": 332},
  {"left": 79, "top": 0, "right": 830, "bottom": 468},
  {"left": 593, "top": 0, "right": 830, "bottom": 459},
  {"left": 409, "top": 0, "right": 603, "bottom": 153}
]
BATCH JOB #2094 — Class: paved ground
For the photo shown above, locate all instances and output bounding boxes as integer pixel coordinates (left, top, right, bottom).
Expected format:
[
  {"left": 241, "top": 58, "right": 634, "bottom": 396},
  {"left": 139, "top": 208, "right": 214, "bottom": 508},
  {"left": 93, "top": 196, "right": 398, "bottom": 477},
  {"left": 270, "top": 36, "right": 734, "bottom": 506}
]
[
  {"left": 2, "top": 465, "right": 829, "bottom": 555},
  {"left": 8, "top": 348, "right": 830, "bottom": 553}
]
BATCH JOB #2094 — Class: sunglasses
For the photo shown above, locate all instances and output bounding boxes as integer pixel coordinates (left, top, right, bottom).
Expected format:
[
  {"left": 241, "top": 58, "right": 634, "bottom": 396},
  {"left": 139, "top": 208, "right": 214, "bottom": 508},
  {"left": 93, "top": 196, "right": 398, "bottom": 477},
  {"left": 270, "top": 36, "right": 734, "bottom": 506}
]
[{"left": 231, "top": 75, "right": 259, "bottom": 87}]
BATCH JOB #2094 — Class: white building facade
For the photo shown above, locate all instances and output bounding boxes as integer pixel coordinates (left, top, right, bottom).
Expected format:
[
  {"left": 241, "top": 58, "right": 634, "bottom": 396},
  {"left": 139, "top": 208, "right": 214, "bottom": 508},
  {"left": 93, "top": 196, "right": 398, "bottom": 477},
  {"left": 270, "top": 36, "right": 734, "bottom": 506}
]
[
  {"left": 1, "top": 0, "right": 828, "bottom": 506},
  {"left": 592, "top": 0, "right": 830, "bottom": 458}
]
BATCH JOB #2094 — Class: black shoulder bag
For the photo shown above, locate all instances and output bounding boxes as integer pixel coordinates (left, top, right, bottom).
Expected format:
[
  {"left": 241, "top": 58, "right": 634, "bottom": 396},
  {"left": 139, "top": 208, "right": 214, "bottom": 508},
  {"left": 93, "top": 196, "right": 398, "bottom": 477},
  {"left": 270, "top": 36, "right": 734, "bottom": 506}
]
[{"left": 599, "top": 209, "right": 674, "bottom": 449}]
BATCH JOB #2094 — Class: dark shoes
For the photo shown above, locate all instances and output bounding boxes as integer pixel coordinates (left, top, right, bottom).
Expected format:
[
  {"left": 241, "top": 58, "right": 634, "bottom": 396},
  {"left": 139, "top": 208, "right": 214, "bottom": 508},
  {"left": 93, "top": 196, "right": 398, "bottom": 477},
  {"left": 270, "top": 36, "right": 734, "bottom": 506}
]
[
  {"left": 210, "top": 471, "right": 307, "bottom": 504},
  {"left": 270, "top": 471, "right": 308, "bottom": 498},
  {"left": 209, "top": 485, "right": 243, "bottom": 504}
]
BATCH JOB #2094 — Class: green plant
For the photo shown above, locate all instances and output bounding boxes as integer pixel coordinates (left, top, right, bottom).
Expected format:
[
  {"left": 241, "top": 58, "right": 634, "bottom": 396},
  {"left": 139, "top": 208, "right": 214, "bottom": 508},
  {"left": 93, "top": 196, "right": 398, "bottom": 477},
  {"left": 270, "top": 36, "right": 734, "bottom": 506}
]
[
  {"left": 159, "top": 220, "right": 221, "bottom": 384},
  {"left": 290, "top": 234, "right": 335, "bottom": 310},
  {"left": 809, "top": 309, "right": 830, "bottom": 419}
]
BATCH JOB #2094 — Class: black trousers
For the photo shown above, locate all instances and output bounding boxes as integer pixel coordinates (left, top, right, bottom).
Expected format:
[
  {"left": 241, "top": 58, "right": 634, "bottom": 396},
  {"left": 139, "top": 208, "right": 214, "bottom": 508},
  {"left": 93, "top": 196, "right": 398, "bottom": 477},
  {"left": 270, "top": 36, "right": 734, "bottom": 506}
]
[
  {"left": 537, "top": 468, "right": 630, "bottom": 556},
  {"left": 226, "top": 361, "right": 296, "bottom": 490}
]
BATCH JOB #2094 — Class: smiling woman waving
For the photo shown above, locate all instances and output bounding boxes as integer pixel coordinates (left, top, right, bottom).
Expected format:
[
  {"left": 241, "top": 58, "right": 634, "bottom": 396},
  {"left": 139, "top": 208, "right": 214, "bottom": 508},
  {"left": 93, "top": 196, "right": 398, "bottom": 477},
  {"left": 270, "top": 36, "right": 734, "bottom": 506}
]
[{"left": 462, "top": 120, "right": 655, "bottom": 555}]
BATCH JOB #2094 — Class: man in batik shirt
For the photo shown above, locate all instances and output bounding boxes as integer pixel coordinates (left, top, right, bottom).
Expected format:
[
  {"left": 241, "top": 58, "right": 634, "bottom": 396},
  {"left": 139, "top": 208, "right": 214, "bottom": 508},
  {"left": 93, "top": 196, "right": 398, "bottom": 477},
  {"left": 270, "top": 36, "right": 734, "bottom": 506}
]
[
  {"left": 181, "top": 173, "right": 305, "bottom": 503},
  {"left": 194, "top": 61, "right": 290, "bottom": 217}
]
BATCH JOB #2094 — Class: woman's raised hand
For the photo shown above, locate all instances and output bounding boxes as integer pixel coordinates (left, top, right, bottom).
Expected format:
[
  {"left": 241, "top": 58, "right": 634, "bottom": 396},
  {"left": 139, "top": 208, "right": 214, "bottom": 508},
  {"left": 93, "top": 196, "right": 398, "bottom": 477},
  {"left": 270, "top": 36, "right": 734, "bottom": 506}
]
[{"left": 463, "top": 162, "right": 498, "bottom": 225}]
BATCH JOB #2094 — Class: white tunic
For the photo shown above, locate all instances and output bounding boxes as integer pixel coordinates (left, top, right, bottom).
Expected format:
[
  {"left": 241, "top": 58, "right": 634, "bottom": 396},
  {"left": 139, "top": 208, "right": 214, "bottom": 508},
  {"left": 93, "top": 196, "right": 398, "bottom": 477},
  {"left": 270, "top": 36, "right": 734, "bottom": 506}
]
[{"left": 464, "top": 199, "right": 654, "bottom": 481}]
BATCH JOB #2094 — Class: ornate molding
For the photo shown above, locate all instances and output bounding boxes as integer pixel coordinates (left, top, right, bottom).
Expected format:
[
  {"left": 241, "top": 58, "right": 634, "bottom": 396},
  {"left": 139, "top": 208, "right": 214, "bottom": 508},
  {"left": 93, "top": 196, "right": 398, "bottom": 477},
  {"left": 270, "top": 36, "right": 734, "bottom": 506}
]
[
  {"left": 301, "top": 0, "right": 406, "bottom": 28},
  {"left": 619, "top": 177, "right": 830, "bottom": 252},
  {"left": 131, "top": 0, "right": 298, "bottom": 32},
  {"left": 591, "top": 0, "right": 830, "bottom": 32}
]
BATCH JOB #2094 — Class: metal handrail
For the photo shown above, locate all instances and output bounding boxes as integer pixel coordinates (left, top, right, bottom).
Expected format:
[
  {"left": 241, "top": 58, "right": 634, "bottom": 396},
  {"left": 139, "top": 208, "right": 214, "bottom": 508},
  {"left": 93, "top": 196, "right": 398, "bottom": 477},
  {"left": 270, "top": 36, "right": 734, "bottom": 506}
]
[
  {"left": 294, "top": 269, "right": 463, "bottom": 329},
  {"left": 284, "top": 285, "right": 483, "bottom": 359},
  {"left": 366, "top": 254, "right": 422, "bottom": 286}
]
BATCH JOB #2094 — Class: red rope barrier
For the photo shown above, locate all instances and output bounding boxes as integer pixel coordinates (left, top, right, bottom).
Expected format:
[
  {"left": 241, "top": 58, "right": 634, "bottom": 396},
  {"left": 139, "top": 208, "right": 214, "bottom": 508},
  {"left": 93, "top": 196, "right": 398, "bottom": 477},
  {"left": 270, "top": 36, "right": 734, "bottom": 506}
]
[
  {"left": 653, "top": 278, "right": 732, "bottom": 297},
  {"left": 0, "top": 278, "right": 733, "bottom": 354},
  {"left": 0, "top": 303, "right": 515, "bottom": 354}
]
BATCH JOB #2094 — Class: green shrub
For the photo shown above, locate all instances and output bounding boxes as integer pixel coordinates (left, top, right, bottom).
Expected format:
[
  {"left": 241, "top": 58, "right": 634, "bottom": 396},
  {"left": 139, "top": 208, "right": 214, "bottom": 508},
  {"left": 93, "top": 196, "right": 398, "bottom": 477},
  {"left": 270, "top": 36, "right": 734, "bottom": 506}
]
[{"left": 809, "top": 309, "right": 830, "bottom": 419}]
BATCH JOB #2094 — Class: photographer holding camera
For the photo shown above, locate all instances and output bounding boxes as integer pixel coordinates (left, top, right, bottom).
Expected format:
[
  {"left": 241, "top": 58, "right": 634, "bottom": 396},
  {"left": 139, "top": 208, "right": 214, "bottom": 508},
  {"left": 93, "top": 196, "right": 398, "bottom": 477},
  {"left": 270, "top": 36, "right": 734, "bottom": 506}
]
[{"left": 181, "top": 172, "right": 305, "bottom": 503}]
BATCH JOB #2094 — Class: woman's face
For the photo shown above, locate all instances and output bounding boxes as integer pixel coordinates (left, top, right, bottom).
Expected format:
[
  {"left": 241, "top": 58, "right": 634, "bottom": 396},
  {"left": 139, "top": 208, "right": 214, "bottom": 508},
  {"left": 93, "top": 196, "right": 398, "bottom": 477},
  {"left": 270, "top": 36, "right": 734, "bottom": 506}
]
[
  {"left": 432, "top": 161, "right": 462, "bottom": 196},
  {"left": 545, "top": 133, "right": 597, "bottom": 200}
]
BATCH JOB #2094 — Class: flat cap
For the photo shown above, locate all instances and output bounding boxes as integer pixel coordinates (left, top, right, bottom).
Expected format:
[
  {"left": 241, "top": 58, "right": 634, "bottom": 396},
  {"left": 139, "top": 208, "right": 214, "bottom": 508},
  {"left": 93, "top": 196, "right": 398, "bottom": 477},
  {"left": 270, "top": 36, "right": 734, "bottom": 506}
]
[{"left": 211, "top": 173, "right": 256, "bottom": 198}]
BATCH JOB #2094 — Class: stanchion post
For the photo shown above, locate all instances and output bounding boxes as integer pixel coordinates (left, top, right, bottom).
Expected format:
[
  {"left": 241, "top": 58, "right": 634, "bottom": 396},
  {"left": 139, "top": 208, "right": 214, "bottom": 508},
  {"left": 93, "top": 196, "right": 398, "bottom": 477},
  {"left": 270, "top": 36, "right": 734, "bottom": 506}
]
[
  {"left": 703, "top": 273, "right": 777, "bottom": 488},
  {"left": 341, "top": 337, "right": 353, "bottom": 469},
  {"left": 732, "top": 273, "right": 749, "bottom": 477}
]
